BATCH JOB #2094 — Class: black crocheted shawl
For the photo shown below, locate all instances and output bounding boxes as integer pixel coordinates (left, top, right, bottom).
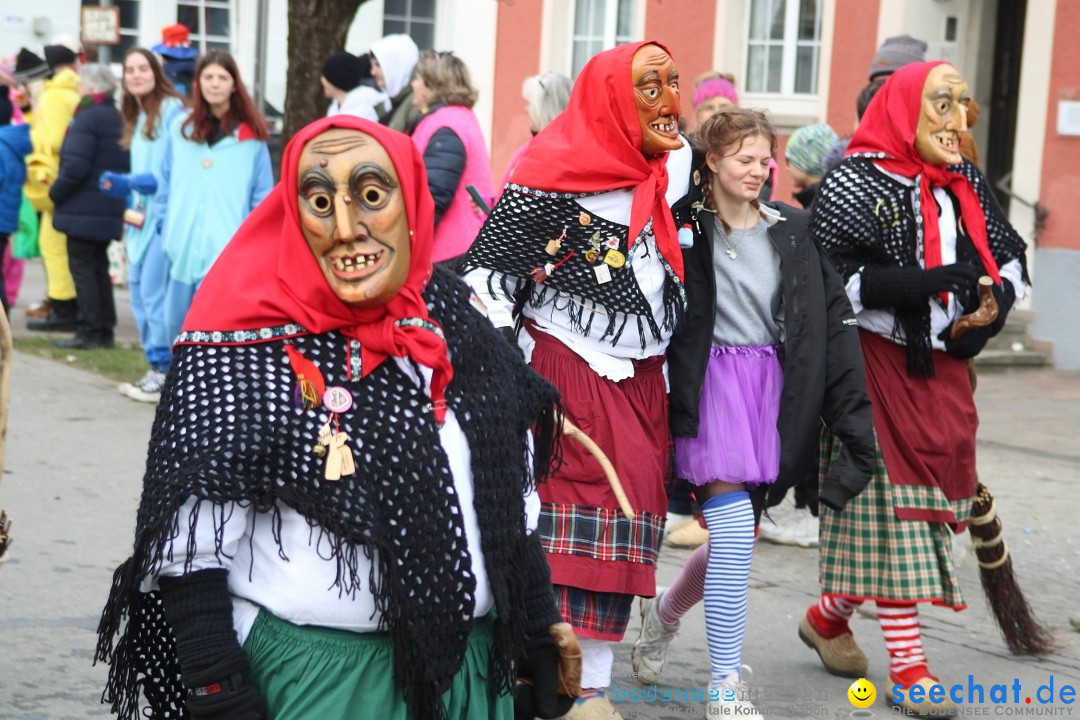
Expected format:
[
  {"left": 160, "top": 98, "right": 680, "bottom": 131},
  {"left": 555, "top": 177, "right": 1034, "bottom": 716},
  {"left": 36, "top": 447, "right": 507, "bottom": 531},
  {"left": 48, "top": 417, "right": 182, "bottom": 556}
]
[
  {"left": 811, "top": 155, "right": 1028, "bottom": 376},
  {"left": 459, "top": 184, "right": 686, "bottom": 348},
  {"left": 95, "top": 269, "right": 562, "bottom": 720}
]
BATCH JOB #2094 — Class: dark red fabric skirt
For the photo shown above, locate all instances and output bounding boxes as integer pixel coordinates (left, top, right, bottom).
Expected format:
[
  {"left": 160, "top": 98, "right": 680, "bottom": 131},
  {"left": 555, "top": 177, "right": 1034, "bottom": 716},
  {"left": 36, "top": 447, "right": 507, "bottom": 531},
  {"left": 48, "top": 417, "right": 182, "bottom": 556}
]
[
  {"left": 859, "top": 331, "right": 977, "bottom": 528},
  {"left": 527, "top": 325, "right": 669, "bottom": 603}
]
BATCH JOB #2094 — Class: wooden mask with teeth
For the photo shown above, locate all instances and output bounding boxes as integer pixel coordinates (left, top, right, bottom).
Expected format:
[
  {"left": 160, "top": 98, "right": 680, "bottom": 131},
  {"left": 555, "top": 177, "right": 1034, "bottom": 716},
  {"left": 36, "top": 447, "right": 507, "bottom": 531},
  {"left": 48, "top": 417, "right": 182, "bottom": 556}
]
[
  {"left": 296, "top": 127, "right": 412, "bottom": 308},
  {"left": 632, "top": 43, "right": 682, "bottom": 157},
  {"left": 914, "top": 63, "right": 970, "bottom": 167}
]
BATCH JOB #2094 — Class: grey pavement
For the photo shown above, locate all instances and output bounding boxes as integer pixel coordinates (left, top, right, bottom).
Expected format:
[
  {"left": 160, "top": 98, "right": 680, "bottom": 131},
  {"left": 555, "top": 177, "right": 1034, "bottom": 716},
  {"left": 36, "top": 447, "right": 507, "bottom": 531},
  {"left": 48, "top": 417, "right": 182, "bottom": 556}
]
[{"left": 1, "top": 261, "right": 1079, "bottom": 719}]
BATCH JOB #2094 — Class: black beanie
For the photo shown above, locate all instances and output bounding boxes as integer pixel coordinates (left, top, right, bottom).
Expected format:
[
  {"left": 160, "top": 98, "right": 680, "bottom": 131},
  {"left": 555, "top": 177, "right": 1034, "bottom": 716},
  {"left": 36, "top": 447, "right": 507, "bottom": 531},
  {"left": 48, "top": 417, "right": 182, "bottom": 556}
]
[
  {"left": 44, "top": 44, "right": 78, "bottom": 71},
  {"left": 322, "top": 51, "right": 364, "bottom": 92}
]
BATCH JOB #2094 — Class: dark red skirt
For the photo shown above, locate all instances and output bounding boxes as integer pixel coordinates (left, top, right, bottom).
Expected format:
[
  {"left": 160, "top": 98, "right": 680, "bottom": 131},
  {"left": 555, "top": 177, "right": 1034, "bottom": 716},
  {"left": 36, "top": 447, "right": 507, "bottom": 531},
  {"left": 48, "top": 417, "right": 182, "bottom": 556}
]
[
  {"left": 527, "top": 325, "right": 668, "bottom": 604},
  {"left": 860, "top": 331, "right": 977, "bottom": 528}
]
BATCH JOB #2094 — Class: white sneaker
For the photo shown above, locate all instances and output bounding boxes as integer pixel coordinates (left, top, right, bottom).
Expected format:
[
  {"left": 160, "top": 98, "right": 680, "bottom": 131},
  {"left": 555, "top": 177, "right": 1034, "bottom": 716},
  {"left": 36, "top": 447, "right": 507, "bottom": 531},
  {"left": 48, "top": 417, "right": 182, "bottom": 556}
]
[
  {"left": 759, "top": 499, "right": 819, "bottom": 548},
  {"left": 709, "top": 671, "right": 762, "bottom": 718},
  {"left": 118, "top": 369, "right": 156, "bottom": 397},
  {"left": 126, "top": 369, "right": 166, "bottom": 404},
  {"left": 631, "top": 589, "right": 679, "bottom": 684}
]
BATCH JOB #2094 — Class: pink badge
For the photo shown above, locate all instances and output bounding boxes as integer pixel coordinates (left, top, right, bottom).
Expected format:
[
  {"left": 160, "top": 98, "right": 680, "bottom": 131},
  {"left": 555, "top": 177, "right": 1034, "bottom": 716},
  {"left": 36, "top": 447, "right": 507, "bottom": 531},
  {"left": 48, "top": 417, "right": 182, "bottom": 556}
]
[{"left": 323, "top": 386, "right": 353, "bottom": 414}]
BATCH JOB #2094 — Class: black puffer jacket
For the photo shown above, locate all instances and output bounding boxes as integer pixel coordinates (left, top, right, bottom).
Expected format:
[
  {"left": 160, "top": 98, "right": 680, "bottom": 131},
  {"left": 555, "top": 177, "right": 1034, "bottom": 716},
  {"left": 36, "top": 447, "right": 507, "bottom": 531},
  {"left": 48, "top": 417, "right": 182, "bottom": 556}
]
[
  {"left": 668, "top": 172, "right": 875, "bottom": 513},
  {"left": 50, "top": 98, "right": 129, "bottom": 242}
]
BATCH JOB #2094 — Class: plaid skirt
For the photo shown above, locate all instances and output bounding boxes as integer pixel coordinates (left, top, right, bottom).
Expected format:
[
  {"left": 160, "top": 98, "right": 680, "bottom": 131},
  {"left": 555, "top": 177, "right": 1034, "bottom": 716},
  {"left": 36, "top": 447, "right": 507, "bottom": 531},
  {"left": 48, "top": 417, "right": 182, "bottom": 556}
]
[{"left": 817, "top": 430, "right": 967, "bottom": 610}]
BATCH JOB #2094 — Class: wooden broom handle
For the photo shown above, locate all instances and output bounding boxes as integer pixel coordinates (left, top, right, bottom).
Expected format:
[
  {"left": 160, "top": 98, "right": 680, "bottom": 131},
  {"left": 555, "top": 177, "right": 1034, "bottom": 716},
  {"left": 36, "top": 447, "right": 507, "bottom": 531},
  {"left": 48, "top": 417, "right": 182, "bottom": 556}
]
[{"left": 561, "top": 417, "right": 636, "bottom": 520}]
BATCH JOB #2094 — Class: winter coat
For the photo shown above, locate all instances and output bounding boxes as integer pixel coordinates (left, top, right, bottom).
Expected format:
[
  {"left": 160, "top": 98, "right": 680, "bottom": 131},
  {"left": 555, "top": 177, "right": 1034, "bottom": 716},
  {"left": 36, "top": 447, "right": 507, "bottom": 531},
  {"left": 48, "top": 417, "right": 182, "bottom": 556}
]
[
  {"left": 411, "top": 105, "right": 494, "bottom": 263},
  {"left": 25, "top": 67, "right": 80, "bottom": 212},
  {"left": 125, "top": 96, "right": 184, "bottom": 265},
  {"left": 327, "top": 85, "right": 388, "bottom": 122},
  {"left": 0, "top": 124, "right": 32, "bottom": 234},
  {"left": 50, "top": 98, "right": 130, "bottom": 242},
  {"left": 667, "top": 187, "right": 876, "bottom": 512},
  {"left": 153, "top": 110, "right": 273, "bottom": 284}
]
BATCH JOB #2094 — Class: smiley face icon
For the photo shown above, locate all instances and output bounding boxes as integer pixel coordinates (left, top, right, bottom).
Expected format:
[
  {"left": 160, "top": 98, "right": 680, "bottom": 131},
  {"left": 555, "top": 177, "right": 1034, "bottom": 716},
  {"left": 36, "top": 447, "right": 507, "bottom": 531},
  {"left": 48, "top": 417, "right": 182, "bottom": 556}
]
[{"left": 848, "top": 678, "right": 876, "bottom": 708}]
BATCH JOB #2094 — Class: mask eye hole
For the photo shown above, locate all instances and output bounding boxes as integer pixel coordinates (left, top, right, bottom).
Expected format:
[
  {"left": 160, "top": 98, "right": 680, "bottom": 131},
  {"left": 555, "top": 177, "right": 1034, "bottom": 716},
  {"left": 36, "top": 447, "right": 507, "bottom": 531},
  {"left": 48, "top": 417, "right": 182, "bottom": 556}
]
[
  {"left": 361, "top": 185, "right": 389, "bottom": 208},
  {"left": 309, "top": 192, "right": 333, "bottom": 216}
]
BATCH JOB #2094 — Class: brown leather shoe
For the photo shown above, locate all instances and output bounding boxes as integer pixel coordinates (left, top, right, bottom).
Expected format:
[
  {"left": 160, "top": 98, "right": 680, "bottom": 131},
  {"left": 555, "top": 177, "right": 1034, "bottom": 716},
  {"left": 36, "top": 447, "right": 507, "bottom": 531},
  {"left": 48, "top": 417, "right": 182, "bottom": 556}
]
[
  {"left": 887, "top": 677, "right": 960, "bottom": 716},
  {"left": 25, "top": 298, "right": 52, "bottom": 318},
  {"left": 798, "top": 613, "right": 868, "bottom": 678}
]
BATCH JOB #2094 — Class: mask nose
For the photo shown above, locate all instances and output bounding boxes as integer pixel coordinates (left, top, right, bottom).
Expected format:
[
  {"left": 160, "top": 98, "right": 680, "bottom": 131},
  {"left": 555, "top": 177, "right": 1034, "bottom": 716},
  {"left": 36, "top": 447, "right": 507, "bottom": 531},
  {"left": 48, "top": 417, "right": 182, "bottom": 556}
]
[
  {"left": 660, "top": 84, "right": 681, "bottom": 117},
  {"left": 333, "top": 193, "right": 364, "bottom": 242}
]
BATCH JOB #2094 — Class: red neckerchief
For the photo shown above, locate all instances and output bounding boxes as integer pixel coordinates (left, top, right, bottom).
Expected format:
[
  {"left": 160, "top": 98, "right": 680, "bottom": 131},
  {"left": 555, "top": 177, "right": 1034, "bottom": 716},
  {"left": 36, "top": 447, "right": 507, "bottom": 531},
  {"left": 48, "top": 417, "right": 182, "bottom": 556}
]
[
  {"left": 508, "top": 40, "right": 684, "bottom": 281},
  {"left": 181, "top": 115, "right": 453, "bottom": 423},
  {"left": 847, "top": 60, "right": 1000, "bottom": 305}
]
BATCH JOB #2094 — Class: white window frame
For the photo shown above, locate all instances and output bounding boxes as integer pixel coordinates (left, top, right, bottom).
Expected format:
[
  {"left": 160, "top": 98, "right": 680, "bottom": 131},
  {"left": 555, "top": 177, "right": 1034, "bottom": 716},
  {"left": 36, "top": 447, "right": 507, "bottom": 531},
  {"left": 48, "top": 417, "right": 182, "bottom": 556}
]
[
  {"left": 382, "top": 0, "right": 437, "bottom": 50},
  {"left": 743, "top": 0, "right": 822, "bottom": 96},
  {"left": 568, "top": 0, "right": 638, "bottom": 78},
  {"left": 740, "top": 0, "right": 832, "bottom": 128},
  {"left": 176, "top": 0, "right": 233, "bottom": 54}
]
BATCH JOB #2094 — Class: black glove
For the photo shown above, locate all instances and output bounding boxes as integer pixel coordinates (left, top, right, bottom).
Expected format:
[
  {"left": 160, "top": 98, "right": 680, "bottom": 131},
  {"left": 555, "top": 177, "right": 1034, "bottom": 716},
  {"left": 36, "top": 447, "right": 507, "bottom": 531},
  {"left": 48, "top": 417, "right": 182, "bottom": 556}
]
[
  {"left": 158, "top": 570, "right": 266, "bottom": 718},
  {"left": 514, "top": 634, "right": 575, "bottom": 719},
  {"left": 861, "top": 263, "right": 981, "bottom": 310},
  {"left": 939, "top": 323, "right": 993, "bottom": 359},
  {"left": 183, "top": 649, "right": 267, "bottom": 720},
  {"left": 989, "top": 278, "right": 1015, "bottom": 334}
]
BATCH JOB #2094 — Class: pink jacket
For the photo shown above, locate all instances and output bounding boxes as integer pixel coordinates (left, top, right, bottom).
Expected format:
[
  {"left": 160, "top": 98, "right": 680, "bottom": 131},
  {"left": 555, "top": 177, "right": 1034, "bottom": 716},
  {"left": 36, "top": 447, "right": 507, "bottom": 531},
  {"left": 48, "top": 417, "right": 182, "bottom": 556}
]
[{"left": 411, "top": 106, "right": 495, "bottom": 262}]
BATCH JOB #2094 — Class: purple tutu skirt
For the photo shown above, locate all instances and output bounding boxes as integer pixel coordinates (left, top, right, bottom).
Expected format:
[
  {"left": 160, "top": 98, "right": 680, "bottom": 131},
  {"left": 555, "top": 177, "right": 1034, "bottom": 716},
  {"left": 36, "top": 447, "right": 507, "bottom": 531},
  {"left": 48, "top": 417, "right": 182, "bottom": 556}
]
[{"left": 674, "top": 345, "right": 782, "bottom": 487}]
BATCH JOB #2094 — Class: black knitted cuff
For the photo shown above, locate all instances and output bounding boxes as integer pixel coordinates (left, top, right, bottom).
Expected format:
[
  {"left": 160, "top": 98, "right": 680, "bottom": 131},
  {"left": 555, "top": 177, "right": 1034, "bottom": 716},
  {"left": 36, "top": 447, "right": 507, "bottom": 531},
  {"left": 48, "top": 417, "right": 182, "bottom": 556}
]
[
  {"left": 818, "top": 480, "right": 857, "bottom": 513},
  {"left": 523, "top": 533, "right": 563, "bottom": 639},
  {"left": 159, "top": 568, "right": 241, "bottom": 675},
  {"left": 859, "top": 265, "right": 927, "bottom": 310}
]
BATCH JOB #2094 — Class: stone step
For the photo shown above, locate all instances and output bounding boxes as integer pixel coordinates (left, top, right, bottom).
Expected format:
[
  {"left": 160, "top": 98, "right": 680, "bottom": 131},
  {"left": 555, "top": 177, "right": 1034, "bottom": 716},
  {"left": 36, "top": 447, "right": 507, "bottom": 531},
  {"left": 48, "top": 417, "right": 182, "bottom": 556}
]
[{"left": 974, "top": 348, "right": 1050, "bottom": 368}]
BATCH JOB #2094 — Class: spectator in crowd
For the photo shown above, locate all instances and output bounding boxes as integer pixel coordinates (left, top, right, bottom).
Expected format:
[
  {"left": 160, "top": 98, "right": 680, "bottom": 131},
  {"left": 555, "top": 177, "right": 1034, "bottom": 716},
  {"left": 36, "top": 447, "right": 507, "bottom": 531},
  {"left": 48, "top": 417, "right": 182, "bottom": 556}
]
[
  {"left": 500, "top": 72, "right": 573, "bottom": 193},
  {"left": 153, "top": 50, "right": 273, "bottom": 392},
  {"left": 107, "top": 48, "right": 186, "bottom": 400},
  {"left": 409, "top": 49, "right": 495, "bottom": 264},
  {"left": 690, "top": 74, "right": 738, "bottom": 135},
  {"left": 370, "top": 34, "right": 420, "bottom": 133},
  {"left": 0, "top": 85, "right": 32, "bottom": 315},
  {"left": 152, "top": 23, "right": 198, "bottom": 97},
  {"left": 48, "top": 64, "right": 129, "bottom": 349},
  {"left": 321, "top": 50, "right": 387, "bottom": 121},
  {"left": 25, "top": 39, "right": 82, "bottom": 333},
  {"left": 823, "top": 34, "right": 927, "bottom": 175},
  {"left": 784, "top": 122, "right": 839, "bottom": 210}
]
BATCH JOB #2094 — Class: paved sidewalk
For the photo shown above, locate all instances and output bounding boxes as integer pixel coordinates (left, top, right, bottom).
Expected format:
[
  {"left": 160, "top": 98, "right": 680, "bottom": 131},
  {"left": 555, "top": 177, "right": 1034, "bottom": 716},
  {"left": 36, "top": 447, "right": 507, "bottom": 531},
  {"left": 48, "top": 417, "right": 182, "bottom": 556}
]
[{"left": 1, "top": 260, "right": 1078, "bottom": 719}]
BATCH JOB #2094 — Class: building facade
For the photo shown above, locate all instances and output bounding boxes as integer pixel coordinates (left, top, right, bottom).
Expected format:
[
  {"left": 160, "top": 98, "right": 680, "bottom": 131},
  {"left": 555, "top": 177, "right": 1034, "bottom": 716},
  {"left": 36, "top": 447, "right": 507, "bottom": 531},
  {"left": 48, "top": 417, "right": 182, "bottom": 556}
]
[{"left": 3, "top": 0, "right": 1077, "bottom": 366}]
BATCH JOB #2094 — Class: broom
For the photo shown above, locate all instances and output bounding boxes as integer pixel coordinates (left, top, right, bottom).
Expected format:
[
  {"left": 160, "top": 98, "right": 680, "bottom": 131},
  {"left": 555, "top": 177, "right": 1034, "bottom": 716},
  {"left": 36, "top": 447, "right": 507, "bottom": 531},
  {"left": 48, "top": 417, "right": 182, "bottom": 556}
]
[
  {"left": 954, "top": 277, "right": 1054, "bottom": 655},
  {"left": 0, "top": 307, "right": 12, "bottom": 565}
]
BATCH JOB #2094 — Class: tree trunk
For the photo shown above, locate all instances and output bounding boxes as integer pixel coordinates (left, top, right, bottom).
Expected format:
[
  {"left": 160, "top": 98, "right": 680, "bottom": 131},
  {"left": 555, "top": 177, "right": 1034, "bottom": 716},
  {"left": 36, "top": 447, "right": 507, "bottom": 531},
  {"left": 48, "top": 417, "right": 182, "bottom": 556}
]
[{"left": 283, "top": 0, "right": 370, "bottom": 144}]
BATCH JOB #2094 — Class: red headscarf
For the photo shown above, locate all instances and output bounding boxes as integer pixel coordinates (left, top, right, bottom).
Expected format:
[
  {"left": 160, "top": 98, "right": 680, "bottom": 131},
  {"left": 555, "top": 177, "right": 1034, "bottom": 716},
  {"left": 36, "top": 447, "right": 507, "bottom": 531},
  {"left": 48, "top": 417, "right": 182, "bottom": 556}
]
[
  {"left": 509, "top": 40, "right": 684, "bottom": 281},
  {"left": 181, "top": 115, "right": 453, "bottom": 423},
  {"left": 846, "top": 61, "right": 1000, "bottom": 304}
]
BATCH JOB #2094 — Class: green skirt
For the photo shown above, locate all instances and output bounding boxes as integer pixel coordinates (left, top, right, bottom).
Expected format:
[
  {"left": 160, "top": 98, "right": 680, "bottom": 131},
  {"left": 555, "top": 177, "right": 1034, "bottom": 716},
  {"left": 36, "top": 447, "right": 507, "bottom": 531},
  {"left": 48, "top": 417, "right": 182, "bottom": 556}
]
[
  {"left": 243, "top": 610, "right": 513, "bottom": 720},
  {"left": 817, "top": 430, "right": 967, "bottom": 609}
]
